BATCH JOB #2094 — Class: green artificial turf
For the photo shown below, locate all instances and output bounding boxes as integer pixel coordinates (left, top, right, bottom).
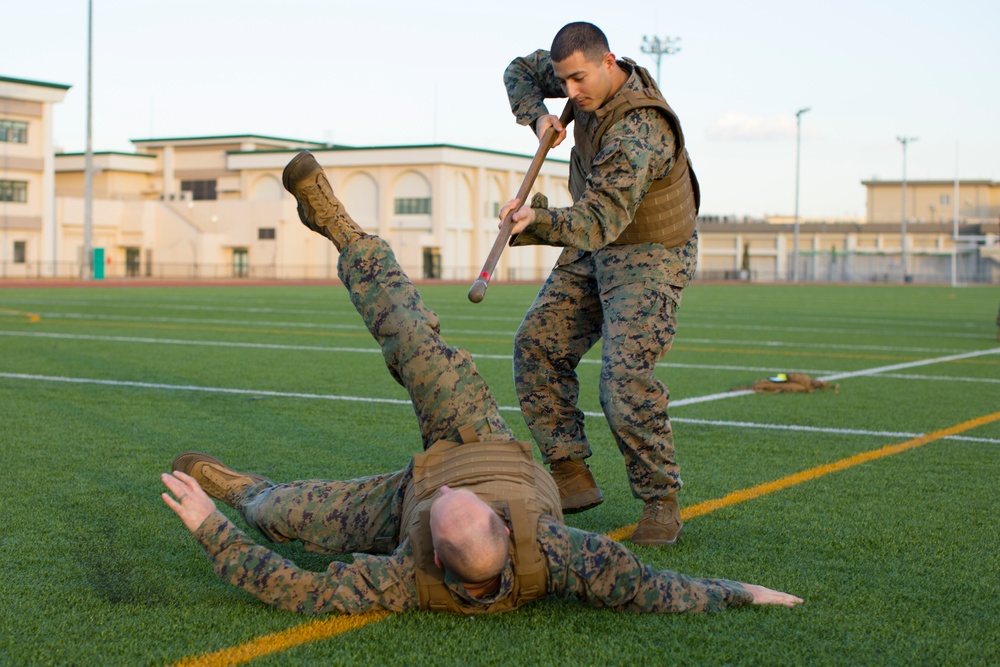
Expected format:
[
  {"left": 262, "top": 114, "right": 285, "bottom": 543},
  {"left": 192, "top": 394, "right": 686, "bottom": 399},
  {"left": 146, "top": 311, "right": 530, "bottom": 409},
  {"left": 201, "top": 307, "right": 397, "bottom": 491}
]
[{"left": 0, "top": 281, "right": 997, "bottom": 666}]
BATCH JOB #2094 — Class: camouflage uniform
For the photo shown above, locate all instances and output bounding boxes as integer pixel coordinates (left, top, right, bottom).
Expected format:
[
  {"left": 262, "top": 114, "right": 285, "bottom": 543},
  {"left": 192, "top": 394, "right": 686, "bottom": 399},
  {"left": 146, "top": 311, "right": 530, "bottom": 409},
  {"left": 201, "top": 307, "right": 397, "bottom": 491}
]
[
  {"left": 191, "top": 236, "right": 749, "bottom": 614},
  {"left": 504, "top": 50, "right": 697, "bottom": 501}
]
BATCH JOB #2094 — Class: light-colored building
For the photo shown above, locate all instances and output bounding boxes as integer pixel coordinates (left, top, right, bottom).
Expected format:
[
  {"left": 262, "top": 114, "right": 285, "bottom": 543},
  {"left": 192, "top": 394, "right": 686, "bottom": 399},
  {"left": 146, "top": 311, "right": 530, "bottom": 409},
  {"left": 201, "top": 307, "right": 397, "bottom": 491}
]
[
  {"left": 697, "top": 220, "right": 996, "bottom": 282},
  {"left": 863, "top": 179, "right": 1000, "bottom": 225},
  {"left": 46, "top": 138, "right": 1000, "bottom": 284},
  {"left": 52, "top": 135, "right": 571, "bottom": 281},
  {"left": 0, "top": 75, "right": 70, "bottom": 277}
]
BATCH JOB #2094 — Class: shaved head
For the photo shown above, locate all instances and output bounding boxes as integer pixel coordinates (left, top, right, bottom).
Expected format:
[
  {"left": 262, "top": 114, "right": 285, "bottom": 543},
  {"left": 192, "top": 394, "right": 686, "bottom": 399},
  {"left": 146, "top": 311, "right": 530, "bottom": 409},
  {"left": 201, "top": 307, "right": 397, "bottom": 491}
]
[{"left": 429, "top": 487, "right": 510, "bottom": 584}]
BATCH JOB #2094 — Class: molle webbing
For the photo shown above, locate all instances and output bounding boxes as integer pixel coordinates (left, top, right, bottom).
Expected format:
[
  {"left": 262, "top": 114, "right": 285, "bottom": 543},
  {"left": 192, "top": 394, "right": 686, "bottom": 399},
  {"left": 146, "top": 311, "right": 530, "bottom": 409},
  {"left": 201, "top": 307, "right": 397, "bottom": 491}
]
[
  {"left": 404, "top": 428, "right": 562, "bottom": 613},
  {"left": 570, "top": 61, "right": 700, "bottom": 248},
  {"left": 401, "top": 438, "right": 562, "bottom": 532},
  {"left": 612, "top": 148, "right": 698, "bottom": 246}
]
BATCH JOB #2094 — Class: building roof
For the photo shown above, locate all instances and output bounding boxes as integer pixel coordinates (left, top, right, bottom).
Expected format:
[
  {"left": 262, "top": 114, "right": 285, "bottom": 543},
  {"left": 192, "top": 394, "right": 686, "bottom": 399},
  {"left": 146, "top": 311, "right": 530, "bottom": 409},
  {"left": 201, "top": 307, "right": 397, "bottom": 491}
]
[
  {"left": 862, "top": 179, "right": 996, "bottom": 187},
  {"left": 57, "top": 151, "right": 156, "bottom": 158},
  {"left": 230, "top": 142, "right": 570, "bottom": 163},
  {"left": 130, "top": 134, "right": 326, "bottom": 148},
  {"left": 0, "top": 75, "right": 72, "bottom": 90}
]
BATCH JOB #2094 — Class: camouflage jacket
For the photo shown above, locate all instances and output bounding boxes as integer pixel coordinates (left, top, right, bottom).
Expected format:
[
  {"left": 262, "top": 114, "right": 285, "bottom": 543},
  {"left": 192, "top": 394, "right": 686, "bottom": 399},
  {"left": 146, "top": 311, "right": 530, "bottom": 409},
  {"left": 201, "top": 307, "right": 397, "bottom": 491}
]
[
  {"left": 504, "top": 49, "right": 697, "bottom": 292},
  {"left": 194, "top": 511, "right": 752, "bottom": 615}
]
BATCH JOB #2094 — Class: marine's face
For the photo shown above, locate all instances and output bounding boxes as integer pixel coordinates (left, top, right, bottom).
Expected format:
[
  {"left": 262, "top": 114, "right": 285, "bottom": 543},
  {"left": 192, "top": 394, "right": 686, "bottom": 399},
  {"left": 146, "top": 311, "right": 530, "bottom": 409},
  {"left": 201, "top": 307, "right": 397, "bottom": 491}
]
[{"left": 552, "top": 50, "right": 616, "bottom": 113}]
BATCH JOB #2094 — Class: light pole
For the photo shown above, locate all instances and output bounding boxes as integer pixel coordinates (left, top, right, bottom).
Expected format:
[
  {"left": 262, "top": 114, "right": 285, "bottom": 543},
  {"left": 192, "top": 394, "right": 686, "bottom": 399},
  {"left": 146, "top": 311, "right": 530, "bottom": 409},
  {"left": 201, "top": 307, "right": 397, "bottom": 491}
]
[
  {"left": 83, "top": 0, "right": 94, "bottom": 279},
  {"left": 896, "top": 136, "right": 917, "bottom": 282},
  {"left": 792, "top": 107, "right": 810, "bottom": 282},
  {"left": 640, "top": 35, "right": 681, "bottom": 86}
]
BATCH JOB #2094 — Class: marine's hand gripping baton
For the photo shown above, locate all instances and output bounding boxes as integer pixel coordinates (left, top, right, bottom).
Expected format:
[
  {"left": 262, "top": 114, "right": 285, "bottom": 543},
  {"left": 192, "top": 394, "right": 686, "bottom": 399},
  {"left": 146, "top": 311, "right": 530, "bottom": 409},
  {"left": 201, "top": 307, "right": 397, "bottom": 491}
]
[{"left": 468, "top": 103, "right": 573, "bottom": 303}]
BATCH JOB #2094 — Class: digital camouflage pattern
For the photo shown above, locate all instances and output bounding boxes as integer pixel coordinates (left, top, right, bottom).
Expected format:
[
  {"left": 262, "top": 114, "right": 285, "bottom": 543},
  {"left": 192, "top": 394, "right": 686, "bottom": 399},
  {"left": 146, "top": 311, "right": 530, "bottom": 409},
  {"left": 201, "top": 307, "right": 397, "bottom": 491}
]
[
  {"left": 191, "top": 237, "right": 751, "bottom": 614},
  {"left": 504, "top": 50, "right": 698, "bottom": 501}
]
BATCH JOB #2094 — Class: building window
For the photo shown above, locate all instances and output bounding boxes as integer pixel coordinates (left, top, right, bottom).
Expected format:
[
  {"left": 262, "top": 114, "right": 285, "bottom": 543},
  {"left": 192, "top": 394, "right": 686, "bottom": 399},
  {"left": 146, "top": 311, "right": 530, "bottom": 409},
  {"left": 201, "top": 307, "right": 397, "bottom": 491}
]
[
  {"left": 13, "top": 241, "right": 26, "bottom": 264},
  {"left": 180, "top": 180, "right": 217, "bottom": 201},
  {"left": 394, "top": 197, "right": 431, "bottom": 215},
  {"left": 940, "top": 194, "right": 950, "bottom": 206},
  {"left": 0, "top": 120, "right": 28, "bottom": 144},
  {"left": 258, "top": 227, "right": 276, "bottom": 240},
  {"left": 0, "top": 180, "right": 28, "bottom": 203}
]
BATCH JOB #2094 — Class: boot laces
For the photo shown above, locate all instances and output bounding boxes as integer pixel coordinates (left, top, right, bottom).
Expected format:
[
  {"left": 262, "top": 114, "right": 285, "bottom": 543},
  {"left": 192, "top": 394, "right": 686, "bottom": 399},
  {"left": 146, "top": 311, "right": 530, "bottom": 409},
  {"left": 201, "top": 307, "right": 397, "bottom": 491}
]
[{"left": 301, "top": 181, "right": 341, "bottom": 220}]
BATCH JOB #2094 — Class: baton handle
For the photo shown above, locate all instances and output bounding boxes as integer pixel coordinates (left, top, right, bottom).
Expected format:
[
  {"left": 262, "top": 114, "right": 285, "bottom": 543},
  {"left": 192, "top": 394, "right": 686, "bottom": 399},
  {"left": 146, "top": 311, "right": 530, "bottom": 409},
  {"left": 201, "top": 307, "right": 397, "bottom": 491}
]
[{"left": 468, "top": 103, "right": 574, "bottom": 303}]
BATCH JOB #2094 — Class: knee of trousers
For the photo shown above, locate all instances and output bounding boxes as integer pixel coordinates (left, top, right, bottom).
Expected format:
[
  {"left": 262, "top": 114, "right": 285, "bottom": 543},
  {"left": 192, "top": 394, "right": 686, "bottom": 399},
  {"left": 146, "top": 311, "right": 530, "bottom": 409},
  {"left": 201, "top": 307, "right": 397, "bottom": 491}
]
[{"left": 599, "top": 372, "right": 669, "bottom": 423}]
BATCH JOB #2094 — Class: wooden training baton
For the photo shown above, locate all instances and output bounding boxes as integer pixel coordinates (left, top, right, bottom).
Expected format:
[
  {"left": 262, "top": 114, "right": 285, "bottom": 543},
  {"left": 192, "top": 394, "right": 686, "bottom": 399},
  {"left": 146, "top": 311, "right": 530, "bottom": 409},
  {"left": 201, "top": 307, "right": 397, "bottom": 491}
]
[{"left": 468, "top": 103, "right": 573, "bottom": 303}]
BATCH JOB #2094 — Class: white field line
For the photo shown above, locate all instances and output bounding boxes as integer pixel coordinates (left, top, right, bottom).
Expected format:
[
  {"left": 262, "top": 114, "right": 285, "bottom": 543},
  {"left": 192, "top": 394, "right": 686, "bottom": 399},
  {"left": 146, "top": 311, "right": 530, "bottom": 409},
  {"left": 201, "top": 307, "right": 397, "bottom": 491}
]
[
  {"left": 1, "top": 331, "right": 997, "bottom": 386},
  {"left": 0, "top": 330, "right": 383, "bottom": 355},
  {"left": 0, "top": 372, "right": 410, "bottom": 406},
  {"left": 2, "top": 371, "right": 998, "bottom": 445},
  {"left": 0, "top": 311, "right": 985, "bottom": 352},
  {"left": 671, "top": 347, "right": 1000, "bottom": 407},
  {"left": 1, "top": 298, "right": 989, "bottom": 335}
]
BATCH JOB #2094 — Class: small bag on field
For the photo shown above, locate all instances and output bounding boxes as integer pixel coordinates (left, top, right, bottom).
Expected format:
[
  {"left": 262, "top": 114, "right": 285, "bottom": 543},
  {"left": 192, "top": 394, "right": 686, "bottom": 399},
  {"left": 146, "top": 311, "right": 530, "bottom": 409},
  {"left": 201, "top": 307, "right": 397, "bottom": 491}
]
[{"left": 735, "top": 373, "right": 839, "bottom": 395}]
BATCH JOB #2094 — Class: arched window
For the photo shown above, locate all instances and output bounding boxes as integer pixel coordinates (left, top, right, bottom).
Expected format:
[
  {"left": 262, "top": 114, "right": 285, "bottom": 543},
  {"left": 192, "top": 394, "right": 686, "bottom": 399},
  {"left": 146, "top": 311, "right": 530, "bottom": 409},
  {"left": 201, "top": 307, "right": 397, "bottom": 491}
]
[
  {"left": 341, "top": 172, "right": 379, "bottom": 226},
  {"left": 393, "top": 171, "right": 432, "bottom": 215},
  {"left": 251, "top": 175, "right": 283, "bottom": 201}
]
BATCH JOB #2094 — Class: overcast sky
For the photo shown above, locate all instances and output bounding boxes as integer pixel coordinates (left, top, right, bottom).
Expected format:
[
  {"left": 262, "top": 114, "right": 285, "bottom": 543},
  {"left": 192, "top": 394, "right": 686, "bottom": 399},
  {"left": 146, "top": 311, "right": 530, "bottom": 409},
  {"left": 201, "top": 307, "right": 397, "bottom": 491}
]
[{"left": 4, "top": 0, "right": 997, "bottom": 219}]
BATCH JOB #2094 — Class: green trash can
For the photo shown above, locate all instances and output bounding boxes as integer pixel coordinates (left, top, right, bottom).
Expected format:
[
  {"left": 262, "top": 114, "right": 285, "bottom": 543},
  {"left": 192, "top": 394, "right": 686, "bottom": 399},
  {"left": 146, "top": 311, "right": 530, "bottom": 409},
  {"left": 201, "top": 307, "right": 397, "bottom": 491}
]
[{"left": 94, "top": 248, "right": 105, "bottom": 280}]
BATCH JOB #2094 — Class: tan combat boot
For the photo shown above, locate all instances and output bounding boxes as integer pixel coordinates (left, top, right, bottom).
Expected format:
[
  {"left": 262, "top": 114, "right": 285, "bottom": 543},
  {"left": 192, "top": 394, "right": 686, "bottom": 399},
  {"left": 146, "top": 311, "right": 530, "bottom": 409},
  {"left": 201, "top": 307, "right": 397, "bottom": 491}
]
[
  {"left": 550, "top": 460, "right": 604, "bottom": 514},
  {"left": 282, "top": 150, "right": 364, "bottom": 251},
  {"left": 630, "top": 494, "right": 683, "bottom": 546},
  {"left": 171, "top": 451, "right": 269, "bottom": 509}
]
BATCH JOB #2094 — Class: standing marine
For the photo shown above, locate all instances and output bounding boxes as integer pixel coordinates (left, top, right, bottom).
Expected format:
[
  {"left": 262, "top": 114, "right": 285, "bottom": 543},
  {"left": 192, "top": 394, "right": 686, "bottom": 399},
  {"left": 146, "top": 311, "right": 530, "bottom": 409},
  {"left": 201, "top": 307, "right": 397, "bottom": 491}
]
[{"left": 501, "top": 21, "right": 700, "bottom": 545}]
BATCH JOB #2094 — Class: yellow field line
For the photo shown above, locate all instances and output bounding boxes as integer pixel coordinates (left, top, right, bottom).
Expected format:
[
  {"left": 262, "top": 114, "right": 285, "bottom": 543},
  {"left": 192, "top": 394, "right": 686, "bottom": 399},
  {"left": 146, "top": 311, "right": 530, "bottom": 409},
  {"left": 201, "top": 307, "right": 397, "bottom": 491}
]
[
  {"left": 606, "top": 409, "right": 1000, "bottom": 542},
  {"left": 0, "top": 309, "right": 41, "bottom": 323},
  {"left": 173, "top": 408, "right": 1000, "bottom": 666},
  {"left": 171, "top": 611, "right": 391, "bottom": 667}
]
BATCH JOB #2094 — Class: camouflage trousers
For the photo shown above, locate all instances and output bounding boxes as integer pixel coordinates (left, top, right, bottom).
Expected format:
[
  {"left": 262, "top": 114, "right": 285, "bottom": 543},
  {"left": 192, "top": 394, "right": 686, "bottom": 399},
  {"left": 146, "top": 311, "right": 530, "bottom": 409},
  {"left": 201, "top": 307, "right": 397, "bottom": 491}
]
[
  {"left": 239, "top": 236, "right": 514, "bottom": 554},
  {"left": 513, "top": 255, "right": 682, "bottom": 502}
]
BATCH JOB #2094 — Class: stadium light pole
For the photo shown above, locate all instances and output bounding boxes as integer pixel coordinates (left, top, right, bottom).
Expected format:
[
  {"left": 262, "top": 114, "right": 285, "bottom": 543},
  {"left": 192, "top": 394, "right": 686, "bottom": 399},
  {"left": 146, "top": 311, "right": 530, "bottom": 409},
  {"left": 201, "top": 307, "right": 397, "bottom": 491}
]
[
  {"left": 951, "top": 142, "right": 959, "bottom": 287},
  {"left": 793, "top": 107, "right": 810, "bottom": 282},
  {"left": 640, "top": 35, "right": 681, "bottom": 86},
  {"left": 83, "top": 0, "right": 94, "bottom": 279},
  {"left": 896, "top": 135, "right": 917, "bottom": 283}
]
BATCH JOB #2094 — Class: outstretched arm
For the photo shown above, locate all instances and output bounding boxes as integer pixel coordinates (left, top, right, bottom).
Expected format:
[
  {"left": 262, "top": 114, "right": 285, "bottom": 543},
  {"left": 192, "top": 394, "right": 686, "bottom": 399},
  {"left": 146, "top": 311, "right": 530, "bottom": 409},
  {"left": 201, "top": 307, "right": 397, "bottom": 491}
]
[
  {"left": 541, "top": 517, "right": 802, "bottom": 613},
  {"left": 741, "top": 583, "right": 804, "bottom": 607},
  {"left": 160, "top": 473, "right": 418, "bottom": 614}
]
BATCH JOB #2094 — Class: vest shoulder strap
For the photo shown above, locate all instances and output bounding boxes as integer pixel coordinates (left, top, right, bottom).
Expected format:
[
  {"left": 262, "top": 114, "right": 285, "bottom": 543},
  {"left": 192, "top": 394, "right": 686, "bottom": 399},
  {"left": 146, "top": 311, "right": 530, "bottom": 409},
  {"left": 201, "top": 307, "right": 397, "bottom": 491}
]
[
  {"left": 506, "top": 498, "right": 547, "bottom": 603},
  {"left": 412, "top": 507, "right": 456, "bottom": 613}
]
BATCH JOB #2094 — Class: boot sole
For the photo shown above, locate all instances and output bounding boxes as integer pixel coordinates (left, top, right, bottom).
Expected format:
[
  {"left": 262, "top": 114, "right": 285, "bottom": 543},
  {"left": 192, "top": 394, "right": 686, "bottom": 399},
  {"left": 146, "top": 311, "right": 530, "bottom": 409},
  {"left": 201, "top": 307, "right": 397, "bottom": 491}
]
[
  {"left": 172, "top": 450, "right": 229, "bottom": 476},
  {"left": 282, "top": 150, "right": 320, "bottom": 194},
  {"left": 631, "top": 524, "right": 684, "bottom": 546},
  {"left": 171, "top": 451, "right": 266, "bottom": 485}
]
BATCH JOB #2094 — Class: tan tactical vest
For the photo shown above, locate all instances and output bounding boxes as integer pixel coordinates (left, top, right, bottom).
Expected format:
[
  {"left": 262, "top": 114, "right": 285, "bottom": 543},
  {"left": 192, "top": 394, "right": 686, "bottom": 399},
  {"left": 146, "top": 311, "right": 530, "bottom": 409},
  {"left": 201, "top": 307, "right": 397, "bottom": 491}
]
[
  {"left": 401, "top": 425, "right": 563, "bottom": 614},
  {"left": 568, "top": 60, "right": 700, "bottom": 248}
]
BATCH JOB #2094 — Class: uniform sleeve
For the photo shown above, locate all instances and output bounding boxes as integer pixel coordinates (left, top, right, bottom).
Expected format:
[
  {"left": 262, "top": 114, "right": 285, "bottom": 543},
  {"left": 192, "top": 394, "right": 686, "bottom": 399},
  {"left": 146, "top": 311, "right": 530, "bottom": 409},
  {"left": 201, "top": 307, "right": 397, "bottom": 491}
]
[
  {"left": 538, "top": 516, "right": 753, "bottom": 613},
  {"left": 504, "top": 49, "right": 566, "bottom": 128},
  {"left": 194, "top": 511, "right": 418, "bottom": 615},
  {"left": 516, "top": 107, "right": 677, "bottom": 251}
]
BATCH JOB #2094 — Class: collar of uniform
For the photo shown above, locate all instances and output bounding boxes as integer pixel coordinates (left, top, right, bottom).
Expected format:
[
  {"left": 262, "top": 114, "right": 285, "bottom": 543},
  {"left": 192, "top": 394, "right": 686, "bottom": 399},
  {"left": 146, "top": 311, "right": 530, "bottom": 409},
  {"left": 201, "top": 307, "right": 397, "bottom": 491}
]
[
  {"left": 593, "top": 59, "right": 639, "bottom": 122},
  {"left": 442, "top": 561, "right": 515, "bottom": 606}
]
